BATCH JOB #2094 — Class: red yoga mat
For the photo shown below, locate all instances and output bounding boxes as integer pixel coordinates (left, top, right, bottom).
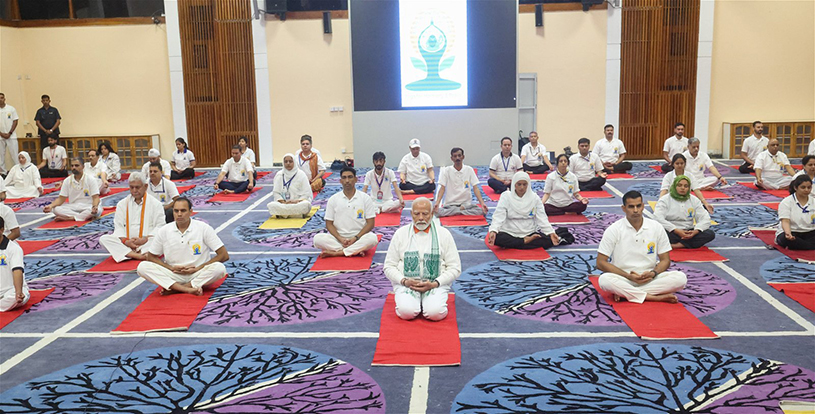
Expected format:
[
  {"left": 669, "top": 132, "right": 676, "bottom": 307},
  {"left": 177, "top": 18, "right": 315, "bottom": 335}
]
[
  {"left": 119, "top": 173, "right": 131, "bottom": 181},
  {"left": 697, "top": 189, "right": 731, "bottom": 200},
  {"left": 86, "top": 257, "right": 142, "bottom": 273},
  {"left": 439, "top": 215, "right": 488, "bottom": 227},
  {"left": 256, "top": 171, "right": 273, "bottom": 179},
  {"left": 40, "top": 177, "right": 65, "bottom": 185},
  {"left": 402, "top": 193, "right": 434, "bottom": 201},
  {"left": 669, "top": 246, "right": 728, "bottom": 262},
  {"left": 480, "top": 185, "right": 501, "bottom": 201},
  {"left": 649, "top": 165, "right": 666, "bottom": 172},
  {"left": 738, "top": 182, "right": 788, "bottom": 198},
  {"left": 580, "top": 190, "right": 614, "bottom": 199},
  {"left": 0, "top": 288, "right": 55, "bottom": 330},
  {"left": 207, "top": 187, "right": 262, "bottom": 203},
  {"left": 751, "top": 229, "right": 815, "bottom": 264},
  {"left": 4, "top": 187, "right": 56, "bottom": 204},
  {"left": 37, "top": 206, "right": 116, "bottom": 229},
  {"left": 484, "top": 235, "right": 551, "bottom": 261},
  {"left": 547, "top": 214, "right": 590, "bottom": 224},
  {"left": 589, "top": 276, "right": 718, "bottom": 340},
  {"left": 606, "top": 173, "right": 634, "bottom": 179},
  {"left": 372, "top": 293, "right": 461, "bottom": 366},
  {"left": 528, "top": 173, "right": 548, "bottom": 180},
  {"left": 310, "top": 236, "right": 381, "bottom": 272},
  {"left": 171, "top": 171, "right": 206, "bottom": 181},
  {"left": 18, "top": 240, "right": 58, "bottom": 255},
  {"left": 176, "top": 185, "right": 195, "bottom": 194},
  {"left": 768, "top": 282, "right": 815, "bottom": 313},
  {"left": 102, "top": 187, "right": 129, "bottom": 198},
  {"left": 112, "top": 276, "right": 226, "bottom": 334},
  {"left": 760, "top": 202, "right": 780, "bottom": 211},
  {"left": 375, "top": 212, "right": 402, "bottom": 227}
]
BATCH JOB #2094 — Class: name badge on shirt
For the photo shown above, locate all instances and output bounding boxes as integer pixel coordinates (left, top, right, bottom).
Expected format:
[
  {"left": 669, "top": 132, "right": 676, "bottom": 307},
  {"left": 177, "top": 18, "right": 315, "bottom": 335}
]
[
  {"left": 356, "top": 209, "right": 364, "bottom": 219},
  {"left": 50, "top": 162, "right": 56, "bottom": 168},
  {"left": 377, "top": 191, "right": 383, "bottom": 200},
  {"left": 192, "top": 244, "right": 202, "bottom": 255},
  {"left": 283, "top": 192, "right": 290, "bottom": 201},
  {"left": 646, "top": 242, "right": 655, "bottom": 254}
]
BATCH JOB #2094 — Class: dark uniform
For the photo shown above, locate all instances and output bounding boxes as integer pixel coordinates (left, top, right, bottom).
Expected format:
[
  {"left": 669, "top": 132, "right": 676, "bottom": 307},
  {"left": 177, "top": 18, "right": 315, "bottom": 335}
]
[{"left": 35, "top": 106, "right": 61, "bottom": 148}]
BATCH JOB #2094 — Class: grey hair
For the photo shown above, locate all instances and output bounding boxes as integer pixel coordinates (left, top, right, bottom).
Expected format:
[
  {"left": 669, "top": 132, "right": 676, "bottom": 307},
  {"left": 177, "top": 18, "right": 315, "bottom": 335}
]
[
  {"left": 687, "top": 137, "right": 700, "bottom": 146},
  {"left": 128, "top": 172, "right": 146, "bottom": 185}
]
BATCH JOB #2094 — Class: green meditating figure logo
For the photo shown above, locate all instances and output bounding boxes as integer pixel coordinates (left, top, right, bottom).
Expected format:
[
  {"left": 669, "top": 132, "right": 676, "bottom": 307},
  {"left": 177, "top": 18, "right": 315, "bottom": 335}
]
[{"left": 406, "top": 19, "right": 461, "bottom": 91}]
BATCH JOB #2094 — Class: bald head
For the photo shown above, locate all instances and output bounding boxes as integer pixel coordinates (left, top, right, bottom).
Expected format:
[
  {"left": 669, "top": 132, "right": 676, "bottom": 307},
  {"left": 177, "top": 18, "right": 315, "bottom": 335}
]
[
  {"left": 411, "top": 197, "right": 433, "bottom": 230},
  {"left": 413, "top": 197, "right": 432, "bottom": 211},
  {"left": 768, "top": 138, "right": 780, "bottom": 154}
]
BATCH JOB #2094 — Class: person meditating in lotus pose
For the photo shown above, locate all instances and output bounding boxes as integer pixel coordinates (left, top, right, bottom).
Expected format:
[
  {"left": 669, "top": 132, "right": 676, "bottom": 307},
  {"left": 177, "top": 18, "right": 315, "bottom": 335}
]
[
  {"left": 313, "top": 167, "right": 378, "bottom": 258},
  {"left": 654, "top": 175, "right": 715, "bottom": 249},
  {"left": 775, "top": 175, "right": 815, "bottom": 250}
]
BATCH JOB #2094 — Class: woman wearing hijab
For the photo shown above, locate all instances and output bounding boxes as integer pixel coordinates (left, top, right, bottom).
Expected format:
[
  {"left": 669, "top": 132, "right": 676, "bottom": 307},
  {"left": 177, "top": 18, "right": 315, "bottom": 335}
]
[
  {"left": 267, "top": 153, "right": 313, "bottom": 218},
  {"left": 4, "top": 152, "right": 43, "bottom": 199},
  {"left": 659, "top": 153, "right": 714, "bottom": 214},
  {"left": 653, "top": 175, "right": 715, "bottom": 249},
  {"left": 542, "top": 154, "right": 589, "bottom": 216},
  {"left": 488, "top": 171, "right": 572, "bottom": 249},
  {"left": 776, "top": 175, "right": 815, "bottom": 250}
]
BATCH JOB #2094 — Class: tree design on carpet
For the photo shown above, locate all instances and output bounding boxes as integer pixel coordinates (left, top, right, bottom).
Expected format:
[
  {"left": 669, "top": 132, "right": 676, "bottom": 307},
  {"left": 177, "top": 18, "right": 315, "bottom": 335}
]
[
  {"left": 720, "top": 183, "right": 788, "bottom": 203},
  {"left": 6, "top": 196, "right": 54, "bottom": 211},
  {"left": 455, "top": 256, "right": 735, "bottom": 326},
  {"left": 712, "top": 205, "right": 779, "bottom": 238},
  {"left": 27, "top": 273, "right": 124, "bottom": 312},
  {"left": 313, "top": 186, "right": 342, "bottom": 207},
  {"left": 628, "top": 181, "right": 662, "bottom": 198},
  {"left": 453, "top": 343, "right": 815, "bottom": 413},
  {"left": 0, "top": 344, "right": 386, "bottom": 413},
  {"left": 23, "top": 217, "right": 114, "bottom": 240},
  {"left": 570, "top": 212, "right": 623, "bottom": 245},
  {"left": 25, "top": 258, "right": 96, "bottom": 277},
  {"left": 39, "top": 231, "right": 105, "bottom": 252},
  {"left": 196, "top": 258, "right": 391, "bottom": 326},
  {"left": 760, "top": 257, "right": 815, "bottom": 283}
]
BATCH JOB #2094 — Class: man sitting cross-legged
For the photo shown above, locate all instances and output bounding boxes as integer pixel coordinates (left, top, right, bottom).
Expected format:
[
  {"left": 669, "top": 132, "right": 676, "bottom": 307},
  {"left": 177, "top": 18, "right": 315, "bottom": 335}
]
[
  {"left": 384, "top": 197, "right": 461, "bottom": 321},
  {"left": 214, "top": 145, "right": 254, "bottom": 194},
  {"left": 136, "top": 198, "right": 228, "bottom": 296},
  {"left": 43, "top": 156, "right": 101, "bottom": 222},
  {"left": 434, "top": 147, "right": 488, "bottom": 217},
  {"left": 99, "top": 172, "right": 166, "bottom": 263},
  {"left": 313, "top": 167, "right": 379, "bottom": 257},
  {"left": 362, "top": 151, "right": 404, "bottom": 214},
  {"left": 755, "top": 138, "right": 797, "bottom": 190},
  {"left": 0, "top": 217, "right": 28, "bottom": 312},
  {"left": 596, "top": 190, "right": 687, "bottom": 304}
]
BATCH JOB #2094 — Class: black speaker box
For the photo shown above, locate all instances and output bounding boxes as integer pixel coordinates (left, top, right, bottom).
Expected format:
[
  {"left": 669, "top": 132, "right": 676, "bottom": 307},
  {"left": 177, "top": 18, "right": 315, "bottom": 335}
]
[{"left": 535, "top": 4, "right": 543, "bottom": 27}]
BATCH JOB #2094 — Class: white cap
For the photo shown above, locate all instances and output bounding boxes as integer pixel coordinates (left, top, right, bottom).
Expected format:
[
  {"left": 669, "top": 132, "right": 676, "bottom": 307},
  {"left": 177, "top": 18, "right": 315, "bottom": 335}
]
[
  {"left": 409, "top": 139, "right": 421, "bottom": 148},
  {"left": 148, "top": 148, "right": 161, "bottom": 157}
]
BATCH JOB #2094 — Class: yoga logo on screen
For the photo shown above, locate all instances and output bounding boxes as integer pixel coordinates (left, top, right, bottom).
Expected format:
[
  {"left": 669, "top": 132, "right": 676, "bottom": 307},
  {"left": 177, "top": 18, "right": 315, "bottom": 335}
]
[{"left": 399, "top": 0, "right": 468, "bottom": 107}]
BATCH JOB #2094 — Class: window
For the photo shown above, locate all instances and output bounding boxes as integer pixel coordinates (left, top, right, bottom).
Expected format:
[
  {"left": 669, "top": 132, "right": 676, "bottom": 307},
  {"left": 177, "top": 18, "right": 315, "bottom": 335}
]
[
  {"left": 730, "top": 121, "right": 815, "bottom": 159},
  {"left": 4, "top": 0, "right": 164, "bottom": 22}
]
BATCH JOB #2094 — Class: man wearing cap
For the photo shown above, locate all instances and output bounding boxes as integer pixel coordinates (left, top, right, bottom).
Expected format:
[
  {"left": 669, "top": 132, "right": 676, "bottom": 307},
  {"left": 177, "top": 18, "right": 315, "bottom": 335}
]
[
  {"left": 140, "top": 148, "right": 171, "bottom": 180},
  {"left": 398, "top": 139, "right": 435, "bottom": 194}
]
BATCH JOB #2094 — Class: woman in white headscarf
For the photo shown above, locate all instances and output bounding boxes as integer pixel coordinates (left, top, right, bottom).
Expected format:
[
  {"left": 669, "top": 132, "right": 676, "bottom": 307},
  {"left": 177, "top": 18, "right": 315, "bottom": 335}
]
[
  {"left": 4, "top": 152, "right": 43, "bottom": 199},
  {"left": 267, "top": 153, "right": 314, "bottom": 218},
  {"left": 488, "top": 171, "right": 570, "bottom": 249}
]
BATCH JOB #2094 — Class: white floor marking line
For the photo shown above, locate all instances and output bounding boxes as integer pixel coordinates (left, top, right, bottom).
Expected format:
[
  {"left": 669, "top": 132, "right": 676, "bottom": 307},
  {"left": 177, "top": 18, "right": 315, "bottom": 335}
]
[
  {"left": 20, "top": 215, "right": 53, "bottom": 228},
  {"left": 0, "top": 277, "right": 145, "bottom": 377},
  {"left": 713, "top": 262, "right": 815, "bottom": 333},
  {"left": 602, "top": 182, "right": 625, "bottom": 198},
  {"left": 214, "top": 191, "right": 275, "bottom": 234},
  {"left": 408, "top": 366, "right": 430, "bottom": 414}
]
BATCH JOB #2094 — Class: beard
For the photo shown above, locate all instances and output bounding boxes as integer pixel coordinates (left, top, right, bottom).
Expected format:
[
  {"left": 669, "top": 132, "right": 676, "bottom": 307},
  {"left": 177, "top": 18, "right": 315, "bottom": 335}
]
[{"left": 414, "top": 221, "right": 430, "bottom": 231}]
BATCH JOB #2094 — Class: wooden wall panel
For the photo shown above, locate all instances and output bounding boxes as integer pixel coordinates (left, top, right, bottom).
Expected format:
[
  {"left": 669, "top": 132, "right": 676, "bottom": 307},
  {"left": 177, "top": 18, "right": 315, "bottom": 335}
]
[{"left": 620, "top": 0, "right": 700, "bottom": 159}]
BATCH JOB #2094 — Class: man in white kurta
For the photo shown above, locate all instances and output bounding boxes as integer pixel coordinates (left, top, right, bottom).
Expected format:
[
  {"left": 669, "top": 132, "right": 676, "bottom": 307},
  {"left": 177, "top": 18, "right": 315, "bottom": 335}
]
[
  {"left": 384, "top": 198, "right": 461, "bottom": 321},
  {"left": 739, "top": 121, "right": 769, "bottom": 174},
  {"left": 313, "top": 167, "right": 379, "bottom": 257},
  {"left": 84, "top": 149, "right": 110, "bottom": 195},
  {"left": 100, "top": 173, "right": 166, "bottom": 263},
  {"left": 362, "top": 152, "right": 404, "bottom": 214},
  {"left": 488, "top": 137, "right": 524, "bottom": 194},
  {"left": 661, "top": 123, "right": 689, "bottom": 173},
  {"left": 434, "top": 148, "right": 488, "bottom": 217},
  {"left": 596, "top": 191, "right": 687, "bottom": 303},
  {"left": 0, "top": 218, "right": 28, "bottom": 312},
  {"left": 682, "top": 137, "right": 727, "bottom": 190},
  {"left": 398, "top": 139, "right": 435, "bottom": 194},
  {"left": 140, "top": 148, "right": 171, "bottom": 180},
  {"left": 137, "top": 198, "right": 228, "bottom": 295},
  {"left": 43, "top": 157, "right": 101, "bottom": 221},
  {"left": 755, "top": 139, "right": 797, "bottom": 190}
]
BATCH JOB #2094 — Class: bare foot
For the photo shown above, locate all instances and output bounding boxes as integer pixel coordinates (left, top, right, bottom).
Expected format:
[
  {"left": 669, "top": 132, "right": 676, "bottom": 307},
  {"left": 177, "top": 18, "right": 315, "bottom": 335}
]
[
  {"left": 613, "top": 294, "right": 625, "bottom": 302},
  {"left": 166, "top": 282, "right": 203, "bottom": 295},
  {"left": 160, "top": 288, "right": 178, "bottom": 296},
  {"left": 646, "top": 293, "right": 679, "bottom": 303},
  {"left": 319, "top": 250, "right": 344, "bottom": 258},
  {"left": 402, "top": 189, "right": 415, "bottom": 194},
  {"left": 53, "top": 215, "right": 72, "bottom": 222},
  {"left": 223, "top": 189, "right": 234, "bottom": 195},
  {"left": 523, "top": 234, "right": 542, "bottom": 244}
]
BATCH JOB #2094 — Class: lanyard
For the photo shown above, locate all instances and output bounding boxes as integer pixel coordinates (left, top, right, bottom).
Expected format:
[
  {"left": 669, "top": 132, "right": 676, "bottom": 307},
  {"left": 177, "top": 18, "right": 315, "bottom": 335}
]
[
  {"left": 150, "top": 179, "right": 166, "bottom": 193},
  {"left": 299, "top": 153, "right": 312, "bottom": 167},
  {"left": 48, "top": 147, "right": 58, "bottom": 167},
  {"left": 502, "top": 155, "right": 511, "bottom": 172},
  {"left": 557, "top": 171, "right": 569, "bottom": 182},
  {"left": 126, "top": 199, "right": 147, "bottom": 239},
  {"left": 797, "top": 200, "right": 811, "bottom": 214},
  {"left": 374, "top": 170, "right": 386, "bottom": 189},
  {"left": 282, "top": 170, "right": 297, "bottom": 190}
]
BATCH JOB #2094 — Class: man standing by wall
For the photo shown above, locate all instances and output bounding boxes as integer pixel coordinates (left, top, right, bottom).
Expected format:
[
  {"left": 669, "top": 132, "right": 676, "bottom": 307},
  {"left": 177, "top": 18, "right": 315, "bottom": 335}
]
[
  {"left": 35, "top": 95, "right": 61, "bottom": 150},
  {"left": 0, "top": 93, "right": 19, "bottom": 176}
]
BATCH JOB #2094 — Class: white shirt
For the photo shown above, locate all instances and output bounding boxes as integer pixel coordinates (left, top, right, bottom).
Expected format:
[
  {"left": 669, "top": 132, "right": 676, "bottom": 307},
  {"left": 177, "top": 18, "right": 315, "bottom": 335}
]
[
  {"left": 808, "top": 140, "right": 815, "bottom": 156},
  {"left": 383, "top": 224, "right": 462, "bottom": 287},
  {"left": 777, "top": 194, "right": 815, "bottom": 235},
  {"left": 741, "top": 135, "right": 769, "bottom": 161},
  {"left": 0, "top": 238, "right": 25, "bottom": 296},
  {"left": 220, "top": 157, "right": 254, "bottom": 183},
  {"left": 754, "top": 150, "right": 791, "bottom": 180},
  {"left": 102, "top": 153, "right": 121, "bottom": 178},
  {"left": 0, "top": 104, "right": 19, "bottom": 139},
  {"left": 598, "top": 217, "right": 671, "bottom": 274},
  {"left": 42, "top": 145, "right": 68, "bottom": 170},
  {"left": 84, "top": 161, "right": 108, "bottom": 183},
  {"left": 324, "top": 190, "right": 377, "bottom": 238},
  {"left": 663, "top": 136, "right": 689, "bottom": 159},
  {"left": 593, "top": 137, "right": 627, "bottom": 164},
  {"left": 364, "top": 168, "right": 396, "bottom": 202},
  {"left": 682, "top": 150, "right": 714, "bottom": 184},
  {"left": 489, "top": 153, "right": 523, "bottom": 182},
  {"left": 172, "top": 150, "right": 196, "bottom": 170},
  {"left": 295, "top": 149, "right": 326, "bottom": 180},
  {"left": 520, "top": 143, "right": 547, "bottom": 167},
  {"left": 661, "top": 170, "right": 700, "bottom": 191},
  {"left": 112, "top": 195, "right": 166, "bottom": 239},
  {"left": 438, "top": 165, "right": 479, "bottom": 206},
  {"left": 57, "top": 173, "right": 100, "bottom": 207},
  {"left": 792, "top": 169, "right": 815, "bottom": 185},
  {"left": 653, "top": 194, "right": 711, "bottom": 232},
  {"left": 543, "top": 170, "right": 580, "bottom": 207},
  {"left": 241, "top": 148, "right": 256, "bottom": 165},
  {"left": 489, "top": 194, "right": 555, "bottom": 238},
  {"left": 0, "top": 204, "right": 19, "bottom": 237},
  {"left": 569, "top": 152, "right": 604, "bottom": 182},
  {"left": 398, "top": 152, "right": 434, "bottom": 185},
  {"left": 141, "top": 159, "right": 172, "bottom": 179},
  {"left": 147, "top": 177, "right": 180, "bottom": 206},
  {"left": 149, "top": 219, "right": 224, "bottom": 268}
]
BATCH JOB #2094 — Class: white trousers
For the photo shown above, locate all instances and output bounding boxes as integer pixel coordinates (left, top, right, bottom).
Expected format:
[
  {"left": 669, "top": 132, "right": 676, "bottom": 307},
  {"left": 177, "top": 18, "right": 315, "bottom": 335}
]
[
  {"left": 313, "top": 232, "right": 378, "bottom": 256},
  {"left": 54, "top": 204, "right": 101, "bottom": 221},
  {"left": 136, "top": 261, "right": 227, "bottom": 290},
  {"left": 696, "top": 176, "right": 719, "bottom": 189},
  {"left": 374, "top": 199, "right": 402, "bottom": 214},
  {"left": 99, "top": 234, "right": 153, "bottom": 263},
  {"left": 436, "top": 202, "right": 484, "bottom": 217},
  {"left": 597, "top": 271, "right": 687, "bottom": 304},
  {"left": 0, "top": 285, "right": 30, "bottom": 312},
  {"left": 0, "top": 138, "right": 18, "bottom": 174},
  {"left": 393, "top": 284, "right": 451, "bottom": 321},
  {"left": 756, "top": 175, "right": 794, "bottom": 190},
  {"left": 267, "top": 200, "right": 311, "bottom": 217}
]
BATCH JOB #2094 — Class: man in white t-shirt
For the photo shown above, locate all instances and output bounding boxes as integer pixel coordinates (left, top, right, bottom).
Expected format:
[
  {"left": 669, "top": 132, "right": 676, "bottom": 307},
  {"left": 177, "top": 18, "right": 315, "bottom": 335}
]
[
  {"left": 0, "top": 217, "right": 27, "bottom": 312},
  {"left": 520, "top": 131, "right": 553, "bottom": 174},
  {"left": 137, "top": 198, "right": 228, "bottom": 296},
  {"left": 596, "top": 190, "right": 687, "bottom": 304},
  {"left": 570, "top": 138, "right": 607, "bottom": 191},
  {"left": 739, "top": 121, "right": 769, "bottom": 174},
  {"left": 148, "top": 162, "right": 180, "bottom": 223},
  {"left": 754, "top": 139, "right": 797, "bottom": 190},
  {"left": 43, "top": 157, "right": 101, "bottom": 221},
  {"left": 434, "top": 147, "right": 488, "bottom": 217},
  {"left": 84, "top": 149, "right": 110, "bottom": 195},
  {"left": 682, "top": 137, "right": 727, "bottom": 190},
  {"left": 362, "top": 152, "right": 404, "bottom": 214},
  {"left": 594, "top": 124, "right": 633, "bottom": 173},
  {"left": 140, "top": 148, "right": 172, "bottom": 180},
  {"left": 0, "top": 201, "right": 20, "bottom": 241},
  {"left": 661, "top": 123, "right": 689, "bottom": 173},
  {"left": 488, "top": 137, "right": 523, "bottom": 194},
  {"left": 398, "top": 139, "right": 436, "bottom": 194},
  {"left": 0, "top": 93, "right": 19, "bottom": 175},
  {"left": 809, "top": 139, "right": 815, "bottom": 156},
  {"left": 313, "top": 167, "right": 379, "bottom": 257},
  {"left": 214, "top": 145, "right": 254, "bottom": 194},
  {"left": 38, "top": 136, "right": 69, "bottom": 178}
]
